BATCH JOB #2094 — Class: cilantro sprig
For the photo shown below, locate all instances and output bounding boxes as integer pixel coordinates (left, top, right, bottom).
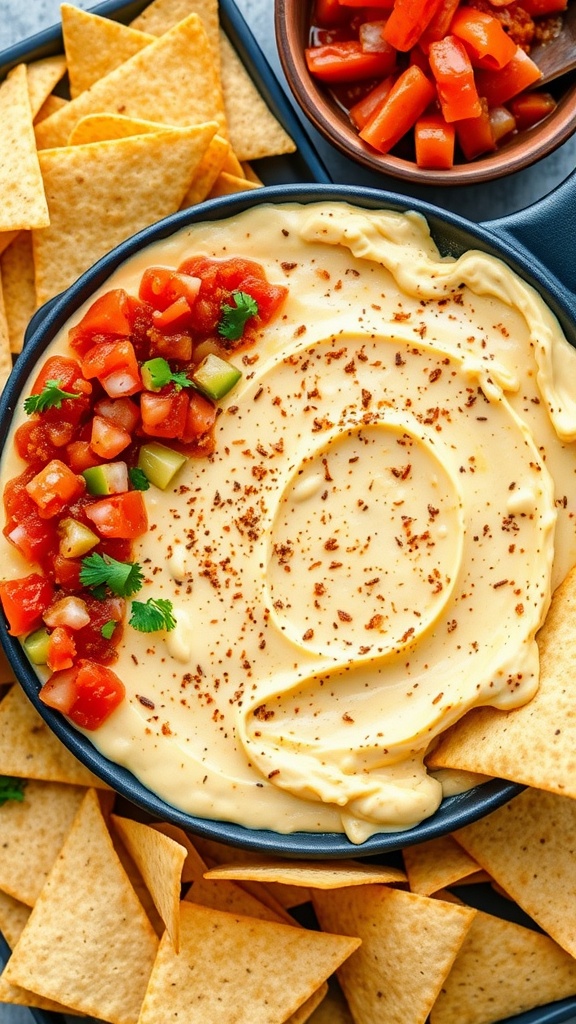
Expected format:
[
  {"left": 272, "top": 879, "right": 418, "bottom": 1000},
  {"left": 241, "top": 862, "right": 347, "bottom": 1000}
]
[
  {"left": 24, "top": 379, "right": 80, "bottom": 415},
  {"left": 79, "top": 553, "right": 144, "bottom": 598},
  {"left": 128, "top": 466, "right": 150, "bottom": 491},
  {"left": 129, "top": 598, "right": 177, "bottom": 633},
  {"left": 141, "top": 357, "right": 195, "bottom": 392},
  {"left": 0, "top": 776, "right": 26, "bottom": 807},
  {"left": 218, "top": 291, "right": 258, "bottom": 342}
]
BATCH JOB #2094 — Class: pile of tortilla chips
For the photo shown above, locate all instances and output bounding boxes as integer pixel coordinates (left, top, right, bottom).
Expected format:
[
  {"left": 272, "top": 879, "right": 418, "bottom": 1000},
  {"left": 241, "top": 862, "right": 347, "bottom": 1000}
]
[
  {"left": 0, "top": 0, "right": 295, "bottom": 381},
  {"left": 2, "top": 617, "right": 576, "bottom": 1024}
]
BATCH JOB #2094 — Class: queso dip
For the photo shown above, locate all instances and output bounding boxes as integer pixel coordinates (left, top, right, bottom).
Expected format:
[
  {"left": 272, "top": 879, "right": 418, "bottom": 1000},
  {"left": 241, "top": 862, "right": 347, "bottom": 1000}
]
[{"left": 3, "top": 201, "right": 576, "bottom": 844}]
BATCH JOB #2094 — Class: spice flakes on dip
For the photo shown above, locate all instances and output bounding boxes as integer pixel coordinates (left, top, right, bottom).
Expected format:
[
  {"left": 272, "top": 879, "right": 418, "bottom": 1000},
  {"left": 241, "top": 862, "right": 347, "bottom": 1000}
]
[{"left": 2, "top": 201, "right": 576, "bottom": 845}]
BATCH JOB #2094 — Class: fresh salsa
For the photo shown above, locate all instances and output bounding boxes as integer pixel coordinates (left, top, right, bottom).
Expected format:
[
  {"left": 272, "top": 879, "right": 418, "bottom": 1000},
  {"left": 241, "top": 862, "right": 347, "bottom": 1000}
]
[
  {"left": 0, "top": 256, "right": 287, "bottom": 731},
  {"left": 305, "top": 0, "right": 564, "bottom": 167}
]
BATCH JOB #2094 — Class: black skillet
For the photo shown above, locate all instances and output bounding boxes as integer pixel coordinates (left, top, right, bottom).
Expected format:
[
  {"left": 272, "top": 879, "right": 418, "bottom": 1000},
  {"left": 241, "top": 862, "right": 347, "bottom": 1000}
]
[{"left": 0, "top": 176, "right": 574, "bottom": 858}]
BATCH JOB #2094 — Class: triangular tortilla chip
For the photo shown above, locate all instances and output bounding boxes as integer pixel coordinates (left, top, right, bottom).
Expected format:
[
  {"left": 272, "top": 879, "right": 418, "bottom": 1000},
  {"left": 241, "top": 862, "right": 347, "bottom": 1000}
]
[
  {"left": 4, "top": 789, "right": 158, "bottom": 1021},
  {"left": 0, "top": 64, "right": 49, "bottom": 231},
  {"left": 1, "top": 231, "right": 36, "bottom": 354},
  {"left": 0, "top": 231, "right": 18, "bottom": 258},
  {"left": 208, "top": 170, "right": 261, "bottom": 197},
  {"left": 453, "top": 787, "right": 576, "bottom": 959},
  {"left": 62, "top": 4, "right": 153, "bottom": 98},
  {"left": 33, "top": 121, "right": 218, "bottom": 304},
  {"left": 151, "top": 821, "right": 210, "bottom": 883},
  {"left": 287, "top": 983, "right": 329, "bottom": 1024},
  {"left": 69, "top": 112, "right": 169, "bottom": 145},
  {"left": 180, "top": 134, "right": 231, "bottom": 207},
  {"left": 34, "top": 94, "right": 67, "bottom": 124},
  {"left": 0, "top": 893, "right": 79, "bottom": 1015},
  {"left": 428, "top": 565, "right": 576, "bottom": 799},
  {"left": 430, "top": 906, "right": 576, "bottom": 1024},
  {"left": 131, "top": 0, "right": 220, "bottom": 54},
  {"left": 138, "top": 901, "right": 360, "bottom": 1024},
  {"left": 313, "top": 885, "right": 476, "bottom": 1024},
  {"left": 0, "top": 683, "right": 106, "bottom": 786},
  {"left": 35, "top": 14, "right": 227, "bottom": 150},
  {"left": 0, "top": 779, "right": 87, "bottom": 906},
  {"left": 403, "top": 834, "right": 483, "bottom": 896},
  {"left": 0, "top": 274, "right": 11, "bottom": 391},
  {"left": 306, "top": 978, "right": 353, "bottom": 1023},
  {"left": 26, "top": 56, "right": 67, "bottom": 118},
  {"left": 183, "top": 847, "right": 291, "bottom": 924},
  {"left": 111, "top": 815, "right": 186, "bottom": 950},
  {"left": 219, "top": 31, "right": 295, "bottom": 161},
  {"left": 204, "top": 856, "right": 407, "bottom": 890}
]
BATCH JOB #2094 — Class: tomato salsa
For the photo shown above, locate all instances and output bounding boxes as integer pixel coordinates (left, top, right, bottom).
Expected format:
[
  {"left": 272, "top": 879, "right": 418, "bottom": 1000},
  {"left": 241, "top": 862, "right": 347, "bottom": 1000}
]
[
  {"left": 0, "top": 256, "right": 287, "bottom": 731},
  {"left": 306, "top": 0, "right": 563, "bottom": 167}
]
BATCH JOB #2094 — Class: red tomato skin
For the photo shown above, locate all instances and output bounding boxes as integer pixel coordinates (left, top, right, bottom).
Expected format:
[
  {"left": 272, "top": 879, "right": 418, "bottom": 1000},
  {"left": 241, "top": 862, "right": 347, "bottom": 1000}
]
[
  {"left": 140, "top": 390, "right": 189, "bottom": 439},
  {"left": 39, "top": 659, "right": 125, "bottom": 730},
  {"left": 68, "top": 290, "right": 134, "bottom": 357},
  {"left": 25, "top": 460, "right": 86, "bottom": 519},
  {"left": 0, "top": 573, "right": 55, "bottom": 636},
  {"left": 176, "top": 256, "right": 288, "bottom": 341},
  {"left": 46, "top": 626, "right": 77, "bottom": 672},
  {"left": 29, "top": 356, "right": 92, "bottom": 426},
  {"left": 84, "top": 491, "right": 148, "bottom": 539}
]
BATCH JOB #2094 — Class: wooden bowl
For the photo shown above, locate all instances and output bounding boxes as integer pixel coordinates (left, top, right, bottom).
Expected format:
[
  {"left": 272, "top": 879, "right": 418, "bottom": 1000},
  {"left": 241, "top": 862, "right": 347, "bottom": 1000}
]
[{"left": 275, "top": 0, "right": 576, "bottom": 186}]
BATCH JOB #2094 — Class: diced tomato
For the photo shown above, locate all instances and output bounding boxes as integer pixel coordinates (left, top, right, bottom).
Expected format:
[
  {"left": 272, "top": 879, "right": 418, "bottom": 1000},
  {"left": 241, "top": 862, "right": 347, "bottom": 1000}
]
[
  {"left": 25, "top": 460, "right": 86, "bottom": 519},
  {"left": 94, "top": 396, "right": 140, "bottom": 433},
  {"left": 49, "top": 554, "right": 83, "bottom": 590},
  {"left": 84, "top": 491, "right": 148, "bottom": 539},
  {"left": 140, "top": 389, "right": 189, "bottom": 439},
  {"left": 148, "top": 329, "right": 193, "bottom": 362},
  {"left": 81, "top": 340, "right": 141, "bottom": 398},
  {"left": 39, "top": 658, "right": 125, "bottom": 730},
  {"left": 139, "top": 267, "right": 201, "bottom": 312},
  {"left": 15, "top": 420, "right": 70, "bottom": 468},
  {"left": 90, "top": 415, "right": 131, "bottom": 458},
  {"left": 176, "top": 256, "right": 288, "bottom": 342},
  {"left": 73, "top": 595, "right": 125, "bottom": 664},
  {"left": 46, "top": 627, "right": 77, "bottom": 672},
  {"left": 3, "top": 470, "right": 60, "bottom": 565},
  {"left": 28, "top": 355, "right": 93, "bottom": 426},
  {"left": 68, "top": 289, "right": 134, "bottom": 357},
  {"left": 0, "top": 573, "right": 55, "bottom": 636},
  {"left": 181, "top": 391, "right": 217, "bottom": 443},
  {"left": 508, "top": 90, "right": 556, "bottom": 129},
  {"left": 65, "top": 440, "right": 103, "bottom": 473}
]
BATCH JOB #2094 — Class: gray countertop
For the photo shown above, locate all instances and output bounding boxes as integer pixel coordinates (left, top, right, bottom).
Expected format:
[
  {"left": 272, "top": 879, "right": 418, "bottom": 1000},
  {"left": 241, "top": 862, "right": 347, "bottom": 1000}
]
[{"left": 1, "top": 3, "right": 576, "bottom": 1023}]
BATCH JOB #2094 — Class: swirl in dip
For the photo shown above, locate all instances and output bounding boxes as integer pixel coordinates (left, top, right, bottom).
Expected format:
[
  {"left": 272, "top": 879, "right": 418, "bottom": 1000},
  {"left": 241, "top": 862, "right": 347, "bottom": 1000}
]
[{"left": 2, "top": 201, "right": 576, "bottom": 844}]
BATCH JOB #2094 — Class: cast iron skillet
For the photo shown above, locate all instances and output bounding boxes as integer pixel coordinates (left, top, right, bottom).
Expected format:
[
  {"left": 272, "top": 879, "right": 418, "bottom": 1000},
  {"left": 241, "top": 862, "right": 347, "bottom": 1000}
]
[{"left": 1, "top": 176, "right": 574, "bottom": 859}]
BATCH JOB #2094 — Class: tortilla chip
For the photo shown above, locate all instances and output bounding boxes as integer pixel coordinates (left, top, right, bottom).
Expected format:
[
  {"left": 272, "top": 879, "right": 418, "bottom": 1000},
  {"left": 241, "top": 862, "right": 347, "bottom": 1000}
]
[
  {"left": 4, "top": 789, "right": 158, "bottom": 1021},
  {"left": 69, "top": 112, "right": 169, "bottom": 145},
  {"left": 0, "top": 683, "right": 108, "bottom": 786},
  {"left": 221, "top": 147, "right": 245, "bottom": 176},
  {"left": 288, "top": 983, "right": 330, "bottom": 1024},
  {"left": 453, "top": 787, "right": 576, "bottom": 958},
  {"left": 180, "top": 134, "right": 232, "bottom": 207},
  {"left": 0, "top": 65, "right": 49, "bottom": 231},
  {"left": 0, "top": 275, "right": 11, "bottom": 391},
  {"left": 111, "top": 815, "right": 186, "bottom": 950},
  {"left": 313, "top": 885, "right": 476, "bottom": 1024},
  {"left": 131, "top": 0, "right": 220, "bottom": 55},
  {"left": 0, "top": 968, "right": 81, "bottom": 1015},
  {"left": 204, "top": 857, "right": 407, "bottom": 890},
  {"left": 0, "top": 231, "right": 18, "bottom": 258},
  {"left": 34, "top": 94, "right": 67, "bottom": 124},
  {"left": 306, "top": 978, "right": 354, "bottom": 1023},
  {"left": 35, "top": 15, "right": 227, "bottom": 150},
  {"left": 0, "top": 891, "right": 30, "bottom": 949},
  {"left": 403, "top": 835, "right": 483, "bottom": 896},
  {"left": 26, "top": 56, "right": 67, "bottom": 118},
  {"left": 33, "top": 121, "right": 218, "bottom": 305},
  {"left": 219, "top": 31, "right": 295, "bottom": 161},
  {"left": 428, "top": 565, "right": 576, "bottom": 800},
  {"left": 151, "top": 821, "right": 207, "bottom": 883},
  {"left": 208, "top": 170, "right": 261, "bottom": 198},
  {"left": 61, "top": 4, "right": 153, "bottom": 98},
  {"left": 242, "top": 161, "right": 265, "bottom": 184},
  {"left": 430, "top": 907, "right": 576, "bottom": 1024},
  {"left": 0, "top": 779, "right": 87, "bottom": 906},
  {"left": 182, "top": 842, "right": 292, "bottom": 924},
  {"left": 1, "top": 231, "right": 36, "bottom": 354},
  {"left": 138, "top": 901, "right": 360, "bottom": 1024}
]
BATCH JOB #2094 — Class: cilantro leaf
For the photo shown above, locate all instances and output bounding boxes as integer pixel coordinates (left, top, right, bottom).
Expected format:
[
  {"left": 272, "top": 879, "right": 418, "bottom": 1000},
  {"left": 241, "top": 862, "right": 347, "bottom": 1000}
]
[
  {"left": 129, "top": 598, "right": 176, "bottom": 633},
  {"left": 24, "top": 379, "right": 81, "bottom": 415},
  {"left": 0, "top": 776, "right": 26, "bottom": 807},
  {"left": 101, "top": 620, "right": 117, "bottom": 640},
  {"left": 141, "top": 357, "right": 195, "bottom": 392},
  {"left": 129, "top": 467, "right": 150, "bottom": 491},
  {"left": 218, "top": 291, "right": 258, "bottom": 342},
  {"left": 79, "top": 553, "right": 144, "bottom": 598}
]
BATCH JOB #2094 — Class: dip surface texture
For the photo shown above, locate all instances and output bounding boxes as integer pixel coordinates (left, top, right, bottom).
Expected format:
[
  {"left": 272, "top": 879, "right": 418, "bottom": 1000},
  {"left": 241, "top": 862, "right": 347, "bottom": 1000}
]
[{"left": 4, "top": 201, "right": 576, "bottom": 843}]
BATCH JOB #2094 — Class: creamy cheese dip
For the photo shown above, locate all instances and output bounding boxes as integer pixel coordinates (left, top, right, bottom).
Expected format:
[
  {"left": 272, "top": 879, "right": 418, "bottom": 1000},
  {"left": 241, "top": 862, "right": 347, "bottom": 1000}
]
[{"left": 4, "top": 201, "right": 576, "bottom": 843}]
